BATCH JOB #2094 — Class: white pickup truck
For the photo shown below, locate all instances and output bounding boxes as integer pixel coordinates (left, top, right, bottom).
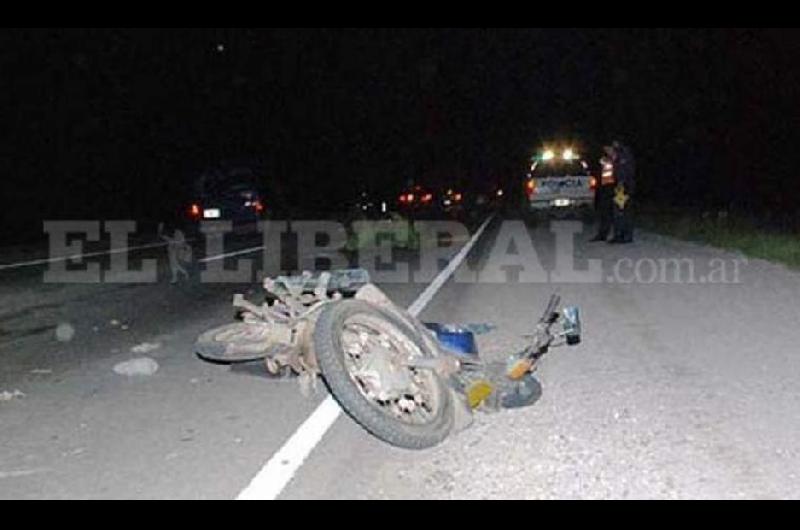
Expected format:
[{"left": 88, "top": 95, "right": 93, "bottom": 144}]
[{"left": 524, "top": 155, "right": 596, "bottom": 212}]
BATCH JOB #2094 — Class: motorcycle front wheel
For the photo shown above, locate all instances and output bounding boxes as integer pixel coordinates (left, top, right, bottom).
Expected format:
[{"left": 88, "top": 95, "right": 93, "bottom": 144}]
[{"left": 313, "top": 300, "right": 454, "bottom": 449}]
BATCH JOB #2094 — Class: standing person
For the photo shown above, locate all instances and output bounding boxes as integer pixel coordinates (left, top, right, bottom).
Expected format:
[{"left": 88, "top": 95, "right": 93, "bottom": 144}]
[
  {"left": 159, "top": 223, "right": 193, "bottom": 283},
  {"left": 590, "top": 145, "right": 617, "bottom": 242},
  {"left": 610, "top": 139, "right": 636, "bottom": 244}
]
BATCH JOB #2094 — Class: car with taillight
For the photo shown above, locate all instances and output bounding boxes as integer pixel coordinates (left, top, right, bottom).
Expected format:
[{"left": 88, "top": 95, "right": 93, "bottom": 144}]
[
  {"left": 524, "top": 148, "right": 596, "bottom": 212},
  {"left": 187, "top": 166, "right": 268, "bottom": 226},
  {"left": 397, "top": 185, "right": 438, "bottom": 216},
  {"left": 439, "top": 187, "right": 466, "bottom": 214}
]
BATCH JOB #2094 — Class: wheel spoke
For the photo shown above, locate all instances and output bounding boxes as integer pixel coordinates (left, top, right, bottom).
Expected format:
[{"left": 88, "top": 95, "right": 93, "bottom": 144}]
[{"left": 339, "top": 314, "right": 440, "bottom": 426}]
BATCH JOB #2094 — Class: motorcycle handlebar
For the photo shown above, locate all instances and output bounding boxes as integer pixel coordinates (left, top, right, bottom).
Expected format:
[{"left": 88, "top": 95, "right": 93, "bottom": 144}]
[{"left": 540, "top": 294, "right": 561, "bottom": 325}]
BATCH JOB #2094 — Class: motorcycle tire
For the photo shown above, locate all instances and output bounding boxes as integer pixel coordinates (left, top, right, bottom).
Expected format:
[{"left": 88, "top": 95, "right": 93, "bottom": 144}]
[
  {"left": 195, "top": 322, "right": 283, "bottom": 364},
  {"left": 314, "top": 300, "right": 455, "bottom": 450}
]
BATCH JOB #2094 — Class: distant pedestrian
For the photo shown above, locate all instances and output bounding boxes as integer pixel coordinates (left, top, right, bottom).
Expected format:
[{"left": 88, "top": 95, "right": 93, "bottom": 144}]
[
  {"left": 159, "top": 224, "right": 193, "bottom": 283},
  {"left": 609, "top": 140, "right": 636, "bottom": 244}
]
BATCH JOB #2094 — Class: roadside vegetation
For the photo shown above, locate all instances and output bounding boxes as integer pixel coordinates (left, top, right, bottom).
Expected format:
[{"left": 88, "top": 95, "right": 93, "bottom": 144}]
[{"left": 639, "top": 208, "right": 800, "bottom": 269}]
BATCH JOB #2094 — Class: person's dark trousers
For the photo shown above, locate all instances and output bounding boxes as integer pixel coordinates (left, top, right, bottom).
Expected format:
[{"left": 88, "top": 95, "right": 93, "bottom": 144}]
[
  {"left": 612, "top": 193, "right": 634, "bottom": 242},
  {"left": 593, "top": 185, "right": 614, "bottom": 240}
]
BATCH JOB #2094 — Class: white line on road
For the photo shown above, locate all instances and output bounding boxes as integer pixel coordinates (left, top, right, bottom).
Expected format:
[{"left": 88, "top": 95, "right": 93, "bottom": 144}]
[
  {"left": 198, "top": 245, "right": 265, "bottom": 263},
  {"left": 0, "top": 239, "right": 263, "bottom": 270},
  {"left": 406, "top": 217, "right": 492, "bottom": 317},
  {"left": 236, "top": 215, "right": 494, "bottom": 501},
  {"left": 236, "top": 396, "right": 342, "bottom": 501},
  {"left": 0, "top": 242, "right": 170, "bottom": 272},
  {"left": 199, "top": 245, "right": 387, "bottom": 264}
]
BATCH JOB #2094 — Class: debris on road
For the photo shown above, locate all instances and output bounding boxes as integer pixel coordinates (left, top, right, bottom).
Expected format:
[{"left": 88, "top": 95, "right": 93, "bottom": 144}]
[
  {"left": 55, "top": 322, "right": 76, "bottom": 342},
  {"left": 130, "top": 342, "right": 161, "bottom": 354},
  {"left": 0, "top": 390, "right": 26, "bottom": 402},
  {"left": 113, "top": 357, "right": 159, "bottom": 377}
]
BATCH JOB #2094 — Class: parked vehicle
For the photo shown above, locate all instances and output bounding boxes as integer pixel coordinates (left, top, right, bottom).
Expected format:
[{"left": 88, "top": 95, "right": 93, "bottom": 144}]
[
  {"left": 186, "top": 165, "right": 269, "bottom": 227},
  {"left": 524, "top": 147, "right": 596, "bottom": 214}
]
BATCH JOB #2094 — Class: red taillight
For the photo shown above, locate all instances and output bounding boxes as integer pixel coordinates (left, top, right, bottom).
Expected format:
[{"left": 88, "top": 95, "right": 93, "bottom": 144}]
[
  {"left": 525, "top": 179, "right": 536, "bottom": 197},
  {"left": 589, "top": 177, "right": 598, "bottom": 191},
  {"left": 421, "top": 193, "right": 433, "bottom": 203},
  {"left": 453, "top": 193, "right": 462, "bottom": 202},
  {"left": 189, "top": 203, "right": 201, "bottom": 219},
  {"left": 252, "top": 199, "right": 265, "bottom": 213}
]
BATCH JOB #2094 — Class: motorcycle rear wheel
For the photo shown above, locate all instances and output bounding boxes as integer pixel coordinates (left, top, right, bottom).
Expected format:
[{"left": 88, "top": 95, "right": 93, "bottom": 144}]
[{"left": 195, "top": 322, "right": 287, "bottom": 364}]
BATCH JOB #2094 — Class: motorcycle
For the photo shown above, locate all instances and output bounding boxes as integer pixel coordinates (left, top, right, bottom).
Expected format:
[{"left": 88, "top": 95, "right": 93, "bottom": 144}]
[{"left": 195, "top": 269, "right": 582, "bottom": 449}]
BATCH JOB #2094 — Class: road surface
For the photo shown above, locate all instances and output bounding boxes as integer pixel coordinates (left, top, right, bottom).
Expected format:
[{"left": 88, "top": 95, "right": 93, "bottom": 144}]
[{"left": 2, "top": 215, "right": 800, "bottom": 499}]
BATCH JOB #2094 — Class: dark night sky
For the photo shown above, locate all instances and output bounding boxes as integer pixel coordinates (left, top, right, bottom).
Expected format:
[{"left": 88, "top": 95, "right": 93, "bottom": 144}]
[{"left": 2, "top": 28, "right": 800, "bottom": 243}]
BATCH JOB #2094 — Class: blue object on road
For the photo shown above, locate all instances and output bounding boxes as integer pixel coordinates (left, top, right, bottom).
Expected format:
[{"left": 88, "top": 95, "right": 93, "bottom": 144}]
[{"left": 424, "top": 323, "right": 479, "bottom": 358}]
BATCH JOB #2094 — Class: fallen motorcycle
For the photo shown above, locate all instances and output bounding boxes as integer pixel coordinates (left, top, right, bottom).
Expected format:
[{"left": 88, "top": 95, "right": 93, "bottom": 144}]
[{"left": 195, "top": 269, "right": 582, "bottom": 449}]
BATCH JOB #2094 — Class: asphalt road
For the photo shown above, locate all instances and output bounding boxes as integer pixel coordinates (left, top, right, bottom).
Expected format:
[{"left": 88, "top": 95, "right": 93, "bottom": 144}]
[{"left": 2, "top": 215, "right": 800, "bottom": 499}]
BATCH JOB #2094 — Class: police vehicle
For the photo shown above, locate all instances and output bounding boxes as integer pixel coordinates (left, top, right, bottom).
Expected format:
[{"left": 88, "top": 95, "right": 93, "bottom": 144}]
[{"left": 524, "top": 147, "right": 596, "bottom": 213}]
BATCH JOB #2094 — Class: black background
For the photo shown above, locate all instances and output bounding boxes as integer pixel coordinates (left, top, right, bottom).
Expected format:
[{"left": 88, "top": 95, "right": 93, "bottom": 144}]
[{"left": 2, "top": 28, "right": 799, "bottom": 243}]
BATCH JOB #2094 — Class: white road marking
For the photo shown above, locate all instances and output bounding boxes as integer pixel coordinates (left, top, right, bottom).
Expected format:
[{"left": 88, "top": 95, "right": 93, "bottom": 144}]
[
  {"left": 199, "top": 245, "right": 383, "bottom": 264},
  {"left": 0, "top": 241, "right": 169, "bottom": 271},
  {"left": 198, "top": 245, "right": 265, "bottom": 263},
  {"left": 407, "top": 216, "right": 492, "bottom": 317},
  {"left": 236, "top": 396, "right": 342, "bottom": 501},
  {"left": 0, "top": 239, "right": 262, "bottom": 270},
  {"left": 236, "top": 215, "right": 494, "bottom": 501}
]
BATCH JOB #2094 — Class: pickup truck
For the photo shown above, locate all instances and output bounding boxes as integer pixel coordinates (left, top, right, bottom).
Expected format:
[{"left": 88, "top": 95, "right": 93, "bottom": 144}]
[{"left": 524, "top": 152, "right": 596, "bottom": 212}]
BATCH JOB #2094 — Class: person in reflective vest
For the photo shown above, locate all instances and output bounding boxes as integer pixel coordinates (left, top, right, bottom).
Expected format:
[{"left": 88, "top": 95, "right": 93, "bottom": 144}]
[
  {"left": 609, "top": 140, "right": 636, "bottom": 244},
  {"left": 590, "top": 145, "right": 617, "bottom": 242}
]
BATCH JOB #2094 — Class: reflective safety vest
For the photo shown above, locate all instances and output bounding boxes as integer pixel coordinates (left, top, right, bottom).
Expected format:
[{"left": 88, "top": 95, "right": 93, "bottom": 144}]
[{"left": 601, "top": 161, "right": 615, "bottom": 186}]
